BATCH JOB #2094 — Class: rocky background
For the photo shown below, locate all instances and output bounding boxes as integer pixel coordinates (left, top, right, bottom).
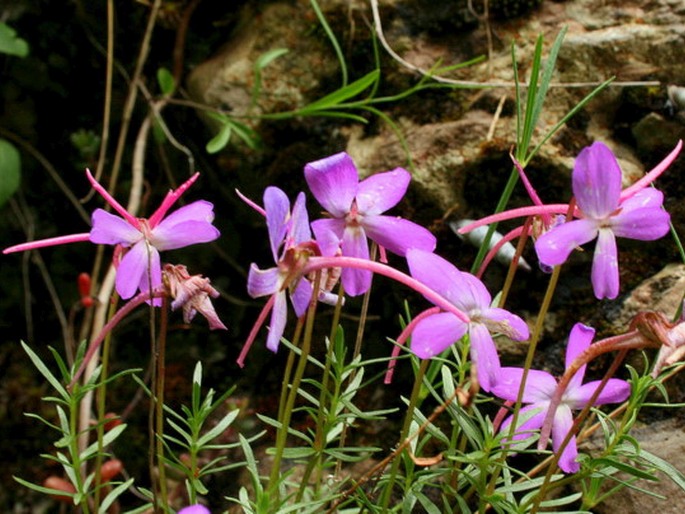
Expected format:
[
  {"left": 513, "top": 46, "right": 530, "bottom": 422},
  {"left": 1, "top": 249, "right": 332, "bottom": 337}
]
[{"left": 1, "top": 0, "right": 685, "bottom": 511}]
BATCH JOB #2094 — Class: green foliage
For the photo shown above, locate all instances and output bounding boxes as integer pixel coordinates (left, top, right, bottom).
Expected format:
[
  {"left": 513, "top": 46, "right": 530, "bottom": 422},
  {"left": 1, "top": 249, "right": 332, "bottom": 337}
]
[
  {"left": 0, "top": 22, "right": 29, "bottom": 57},
  {"left": 162, "top": 362, "right": 251, "bottom": 503},
  {"left": 0, "top": 138, "right": 21, "bottom": 207}
]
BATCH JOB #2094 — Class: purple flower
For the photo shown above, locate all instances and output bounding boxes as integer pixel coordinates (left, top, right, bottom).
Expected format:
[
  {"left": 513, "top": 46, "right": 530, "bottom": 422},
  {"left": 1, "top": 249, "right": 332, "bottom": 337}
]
[
  {"left": 304, "top": 152, "right": 436, "bottom": 296},
  {"left": 535, "top": 142, "right": 670, "bottom": 299},
  {"left": 245, "top": 187, "right": 314, "bottom": 353},
  {"left": 178, "top": 505, "right": 210, "bottom": 514},
  {"left": 3, "top": 170, "right": 220, "bottom": 304},
  {"left": 406, "top": 249, "right": 529, "bottom": 392},
  {"left": 491, "top": 323, "right": 631, "bottom": 473}
]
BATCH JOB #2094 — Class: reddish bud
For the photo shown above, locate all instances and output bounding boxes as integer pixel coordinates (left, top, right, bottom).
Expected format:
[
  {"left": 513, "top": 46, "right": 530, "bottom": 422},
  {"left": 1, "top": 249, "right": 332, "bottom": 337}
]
[
  {"left": 103, "top": 412, "right": 123, "bottom": 431},
  {"left": 100, "top": 459, "right": 123, "bottom": 482},
  {"left": 78, "top": 272, "right": 94, "bottom": 308},
  {"left": 43, "top": 476, "right": 76, "bottom": 503}
]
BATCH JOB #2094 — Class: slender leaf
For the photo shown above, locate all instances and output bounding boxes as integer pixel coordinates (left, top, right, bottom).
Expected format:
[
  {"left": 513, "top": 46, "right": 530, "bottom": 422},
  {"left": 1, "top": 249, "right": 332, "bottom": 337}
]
[
  {"left": 21, "top": 341, "right": 68, "bottom": 400},
  {"left": 196, "top": 409, "right": 240, "bottom": 447},
  {"left": 99, "top": 478, "right": 134, "bottom": 514}
]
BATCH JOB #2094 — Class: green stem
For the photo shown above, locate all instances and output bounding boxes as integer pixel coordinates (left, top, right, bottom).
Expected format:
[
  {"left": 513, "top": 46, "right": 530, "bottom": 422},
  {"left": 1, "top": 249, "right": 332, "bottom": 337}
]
[
  {"left": 379, "top": 358, "right": 429, "bottom": 510},
  {"left": 155, "top": 297, "right": 169, "bottom": 512},
  {"left": 268, "top": 273, "right": 322, "bottom": 510},
  {"left": 485, "top": 264, "right": 561, "bottom": 502},
  {"left": 70, "top": 387, "right": 91, "bottom": 514},
  {"left": 93, "top": 296, "right": 119, "bottom": 513},
  {"left": 297, "top": 285, "right": 345, "bottom": 501}
]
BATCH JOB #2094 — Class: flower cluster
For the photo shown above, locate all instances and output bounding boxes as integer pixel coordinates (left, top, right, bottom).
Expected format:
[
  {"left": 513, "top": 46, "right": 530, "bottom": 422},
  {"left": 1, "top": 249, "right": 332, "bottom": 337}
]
[
  {"left": 240, "top": 154, "right": 530, "bottom": 391},
  {"left": 238, "top": 142, "right": 681, "bottom": 474}
]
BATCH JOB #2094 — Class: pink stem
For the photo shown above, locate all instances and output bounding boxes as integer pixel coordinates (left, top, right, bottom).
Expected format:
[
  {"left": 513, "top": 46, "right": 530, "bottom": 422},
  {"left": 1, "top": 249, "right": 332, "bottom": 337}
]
[
  {"left": 237, "top": 294, "right": 276, "bottom": 367},
  {"left": 86, "top": 169, "right": 141, "bottom": 230},
  {"left": 510, "top": 153, "right": 551, "bottom": 227},
  {"left": 457, "top": 204, "right": 574, "bottom": 234},
  {"left": 303, "top": 256, "right": 470, "bottom": 324},
  {"left": 620, "top": 140, "right": 682, "bottom": 201},
  {"left": 384, "top": 306, "right": 440, "bottom": 384},
  {"left": 148, "top": 172, "right": 200, "bottom": 228},
  {"left": 476, "top": 225, "right": 527, "bottom": 279},
  {"left": 69, "top": 288, "right": 166, "bottom": 389},
  {"left": 3, "top": 233, "right": 92, "bottom": 254},
  {"left": 235, "top": 189, "right": 266, "bottom": 218}
]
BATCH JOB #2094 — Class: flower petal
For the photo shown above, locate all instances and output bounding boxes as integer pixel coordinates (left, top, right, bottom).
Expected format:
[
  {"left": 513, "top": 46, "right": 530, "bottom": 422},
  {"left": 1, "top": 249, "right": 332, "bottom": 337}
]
[
  {"left": 304, "top": 152, "right": 358, "bottom": 217},
  {"left": 499, "top": 404, "right": 546, "bottom": 446},
  {"left": 355, "top": 168, "right": 410, "bottom": 215},
  {"left": 551, "top": 404, "right": 579, "bottom": 473},
  {"left": 90, "top": 209, "right": 141, "bottom": 246},
  {"left": 116, "top": 241, "right": 150, "bottom": 299},
  {"left": 288, "top": 192, "right": 312, "bottom": 246},
  {"left": 247, "top": 264, "right": 279, "bottom": 298},
  {"left": 567, "top": 378, "right": 631, "bottom": 409},
  {"left": 481, "top": 307, "right": 529, "bottom": 341},
  {"left": 410, "top": 312, "right": 467, "bottom": 358},
  {"left": 362, "top": 215, "right": 436, "bottom": 256},
  {"left": 453, "top": 271, "right": 493, "bottom": 313},
  {"left": 264, "top": 188, "right": 290, "bottom": 261},
  {"left": 610, "top": 206, "right": 670, "bottom": 241},
  {"left": 137, "top": 246, "right": 162, "bottom": 306},
  {"left": 591, "top": 228, "right": 619, "bottom": 299},
  {"left": 491, "top": 367, "right": 557, "bottom": 403},
  {"left": 151, "top": 201, "right": 220, "bottom": 251},
  {"left": 340, "top": 226, "right": 371, "bottom": 296},
  {"left": 535, "top": 219, "right": 599, "bottom": 267},
  {"left": 406, "top": 249, "right": 467, "bottom": 307},
  {"left": 572, "top": 142, "right": 621, "bottom": 219},
  {"left": 311, "top": 218, "right": 345, "bottom": 256},
  {"left": 266, "top": 291, "right": 287, "bottom": 352},
  {"left": 620, "top": 188, "right": 664, "bottom": 210},
  {"left": 469, "top": 323, "right": 502, "bottom": 392},
  {"left": 290, "top": 277, "right": 313, "bottom": 318},
  {"left": 565, "top": 323, "right": 594, "bottom": 389}
]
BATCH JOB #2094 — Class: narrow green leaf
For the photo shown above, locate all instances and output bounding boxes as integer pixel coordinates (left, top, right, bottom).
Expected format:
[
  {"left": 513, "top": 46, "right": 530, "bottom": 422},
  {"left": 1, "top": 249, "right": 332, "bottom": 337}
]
[
  {"left": 636, "top": 448, "right": 685, "bottom": 490},
  {"left": 80, "top": 423, "right": 127, "bottom": 460},
  {"left": 255, "top": 48, "right": 289, "bottom": 71},
  {"left": 13, "top": 475, "right": 75, "bottom": 498},
  {"left": 299, "top": 70, "right": 379, "bottom": 112},
  {"left": 196, "top": 409, "right": 240, "bottom": 447},
  {"left": 99, "top": 478, "right": 134, "bottom": 514},
  {"left": 21, "top": 341, "right": 68, "bottom": 400}
]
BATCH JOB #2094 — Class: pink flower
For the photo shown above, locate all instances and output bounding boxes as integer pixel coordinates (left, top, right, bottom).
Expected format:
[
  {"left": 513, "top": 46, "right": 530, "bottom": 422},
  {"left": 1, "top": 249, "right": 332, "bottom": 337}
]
[
  {"left": 304, "top": 152, "right": 436, "bottom": 296},
  {"left": 4, "top": 170, "right": 220, "bottom": 303},
  {"left": 491, "top": 323, "right": 630, "bottom": 473},
  {"left": 406, "top": 249, "right": 529, "bottom": 392},
  {"left": 535, "top": 142, "right": 671, "bottom": 299}
]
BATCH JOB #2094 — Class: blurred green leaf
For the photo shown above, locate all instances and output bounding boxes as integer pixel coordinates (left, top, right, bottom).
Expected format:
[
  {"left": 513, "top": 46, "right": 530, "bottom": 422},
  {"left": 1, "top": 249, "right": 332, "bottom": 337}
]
[
  {"left": 0, "top": 138, "right": 21, "bottom": 207},
  {"left": 157, "top": 67, "right": 175, "bottom": 95},
  {"left": 0, "top": 22, "right": 28, "bottom": 57}
]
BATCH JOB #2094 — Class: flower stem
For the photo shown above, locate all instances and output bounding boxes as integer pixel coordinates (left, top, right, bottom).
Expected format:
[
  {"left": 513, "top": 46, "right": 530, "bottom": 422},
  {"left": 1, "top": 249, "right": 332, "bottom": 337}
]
[
  {"left": 379, "top": 358, "right": 429, "bottom": 510},
  {"left": 268, "top": 272, "right": 322, "bottom": 510},
  {"left": 92, "top": 296, "right": 119, "bottom": 513},
  {"left": 303, "top": 256, "right": 469, "bottom": 323}
]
